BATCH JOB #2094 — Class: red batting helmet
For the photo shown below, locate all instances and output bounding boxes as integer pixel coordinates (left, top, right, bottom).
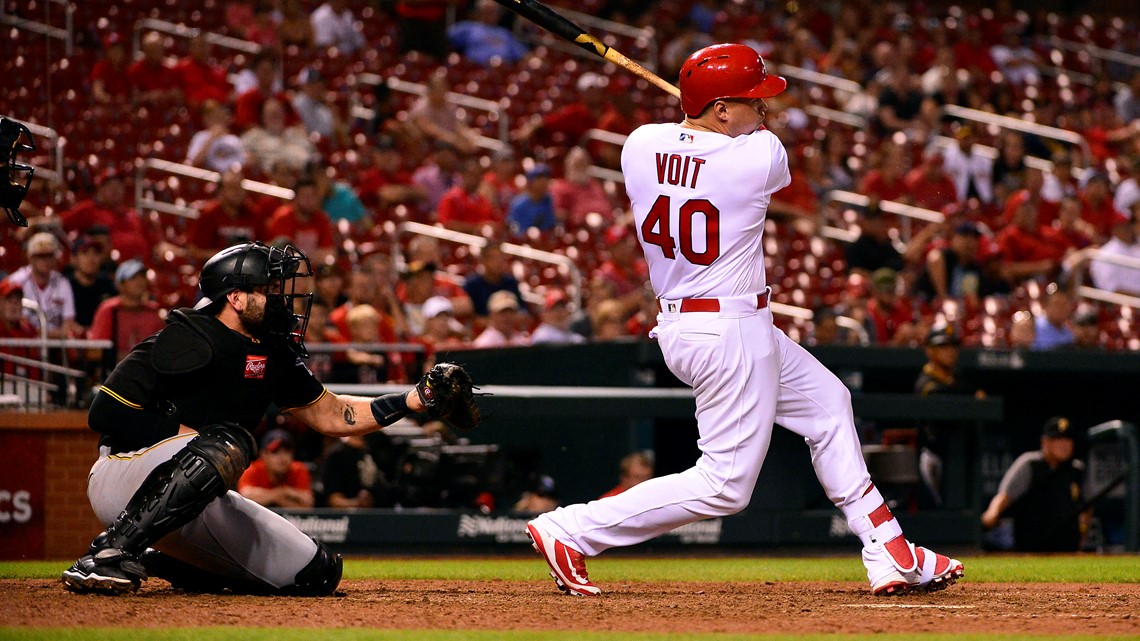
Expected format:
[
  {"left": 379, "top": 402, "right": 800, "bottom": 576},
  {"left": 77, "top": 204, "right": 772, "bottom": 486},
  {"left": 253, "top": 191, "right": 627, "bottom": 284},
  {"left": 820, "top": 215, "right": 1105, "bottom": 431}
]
[{"left": 678, "top": 43, "right": 787, "bottom": 117}]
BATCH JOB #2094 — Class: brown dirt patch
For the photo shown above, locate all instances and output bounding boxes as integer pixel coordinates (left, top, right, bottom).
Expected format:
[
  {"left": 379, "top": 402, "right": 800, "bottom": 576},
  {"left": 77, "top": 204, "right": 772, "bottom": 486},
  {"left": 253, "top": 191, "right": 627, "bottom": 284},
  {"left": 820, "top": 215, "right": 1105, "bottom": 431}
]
[{"left": 5, "top": 579, "right": 1139, "bottom": 635}]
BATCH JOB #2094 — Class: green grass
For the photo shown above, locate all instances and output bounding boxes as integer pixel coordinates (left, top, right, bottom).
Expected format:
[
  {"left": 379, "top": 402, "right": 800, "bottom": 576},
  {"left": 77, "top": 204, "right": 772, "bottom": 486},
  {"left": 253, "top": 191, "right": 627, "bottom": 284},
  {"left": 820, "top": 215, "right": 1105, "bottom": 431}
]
[
  {"left": 6, "top": 554, "right": 1140, "bottom": 583},
  {"left": 2, "top": 632, "right": 1138, "bottom": 641}
]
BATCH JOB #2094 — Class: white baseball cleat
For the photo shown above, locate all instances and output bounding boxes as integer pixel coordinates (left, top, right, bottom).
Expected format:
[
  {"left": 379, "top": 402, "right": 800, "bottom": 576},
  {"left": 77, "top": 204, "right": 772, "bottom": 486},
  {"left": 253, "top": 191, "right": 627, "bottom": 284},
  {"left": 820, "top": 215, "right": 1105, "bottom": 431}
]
[
  {"left": 526, "top": 521, "right": 601, "bottom": 596},
  {"left": 864, "top": 539, "right": 964, "bottom": 596}
]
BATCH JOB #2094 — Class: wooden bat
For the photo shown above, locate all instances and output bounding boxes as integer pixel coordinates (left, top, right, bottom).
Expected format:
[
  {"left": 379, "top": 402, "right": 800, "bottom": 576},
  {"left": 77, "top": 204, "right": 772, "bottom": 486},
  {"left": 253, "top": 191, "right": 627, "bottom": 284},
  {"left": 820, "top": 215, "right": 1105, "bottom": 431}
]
[{"left": 492, "top": 0, "right": 680, "bottom": 99}]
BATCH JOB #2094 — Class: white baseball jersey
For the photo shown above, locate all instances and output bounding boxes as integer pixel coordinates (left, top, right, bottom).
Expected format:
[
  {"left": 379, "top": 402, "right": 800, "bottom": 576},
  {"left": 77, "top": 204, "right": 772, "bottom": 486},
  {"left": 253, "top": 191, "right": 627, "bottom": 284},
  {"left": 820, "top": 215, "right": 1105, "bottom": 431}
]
[{"left": 621, "top": 123, "right": 790, "bottom": 300}]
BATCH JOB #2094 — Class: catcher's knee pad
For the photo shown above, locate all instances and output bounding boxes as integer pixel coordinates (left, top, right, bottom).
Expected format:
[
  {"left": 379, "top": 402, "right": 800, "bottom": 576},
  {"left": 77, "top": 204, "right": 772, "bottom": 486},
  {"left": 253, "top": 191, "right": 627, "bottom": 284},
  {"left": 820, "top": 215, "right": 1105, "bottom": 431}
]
[
  {"left": 279, "top": 541, "right": 343, "bottom": 596},
  {"left": 104, "top": 424, "right": 256, "bottom": 553}
]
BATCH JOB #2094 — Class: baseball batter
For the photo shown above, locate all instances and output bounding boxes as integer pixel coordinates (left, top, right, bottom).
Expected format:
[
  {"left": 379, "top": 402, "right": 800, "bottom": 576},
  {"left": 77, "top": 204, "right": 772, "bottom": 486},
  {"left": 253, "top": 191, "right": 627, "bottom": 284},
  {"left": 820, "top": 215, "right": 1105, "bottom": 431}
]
[
  {"left": 526, "top": 44, "right": 964, "bottom": 596},
  {"left": 62, "top": 241, "right": 478, "bottom": 595}
]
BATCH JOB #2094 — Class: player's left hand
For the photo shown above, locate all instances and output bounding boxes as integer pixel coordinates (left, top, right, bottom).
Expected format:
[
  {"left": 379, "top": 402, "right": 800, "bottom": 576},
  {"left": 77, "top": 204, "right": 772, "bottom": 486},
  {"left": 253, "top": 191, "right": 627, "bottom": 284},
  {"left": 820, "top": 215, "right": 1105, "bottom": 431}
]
[{"left": 415, "top": 362, "right": 483, "bottom": 432}]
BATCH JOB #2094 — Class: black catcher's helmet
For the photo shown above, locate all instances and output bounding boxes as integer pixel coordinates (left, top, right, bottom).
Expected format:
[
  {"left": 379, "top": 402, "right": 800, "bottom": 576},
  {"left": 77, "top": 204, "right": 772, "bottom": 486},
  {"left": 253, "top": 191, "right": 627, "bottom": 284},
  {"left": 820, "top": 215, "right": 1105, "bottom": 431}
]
[
  {"left": 0, "top": 117, "right": 37, "bottom": 227},
  {"left": 195, "top": 241, "right": 313, "bottom": 356}
]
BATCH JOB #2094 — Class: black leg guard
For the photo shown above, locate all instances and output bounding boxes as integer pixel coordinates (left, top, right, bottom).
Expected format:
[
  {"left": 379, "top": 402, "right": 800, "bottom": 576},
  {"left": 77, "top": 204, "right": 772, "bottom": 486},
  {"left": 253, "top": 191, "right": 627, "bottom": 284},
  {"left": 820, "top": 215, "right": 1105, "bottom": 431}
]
[
  {"left": 140, "top": 550, "right": 266, "bottom": 594},
  {"left": 276, "top": 541, "right": 343, "bottom": 596},
  {"left": 97, "top": 423, "right": 257, "bottom": 555}
]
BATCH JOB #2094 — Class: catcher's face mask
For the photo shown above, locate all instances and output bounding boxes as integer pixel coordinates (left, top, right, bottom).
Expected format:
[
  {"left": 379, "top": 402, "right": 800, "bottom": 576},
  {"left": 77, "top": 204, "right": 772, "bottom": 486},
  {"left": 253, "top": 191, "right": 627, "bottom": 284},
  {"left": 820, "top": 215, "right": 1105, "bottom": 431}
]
[
  {"left": 265, "top": 244, "right": 313, "bottom": 357},
  {"left": 0, "top": 117, "right": 36, "bottom": 227}
]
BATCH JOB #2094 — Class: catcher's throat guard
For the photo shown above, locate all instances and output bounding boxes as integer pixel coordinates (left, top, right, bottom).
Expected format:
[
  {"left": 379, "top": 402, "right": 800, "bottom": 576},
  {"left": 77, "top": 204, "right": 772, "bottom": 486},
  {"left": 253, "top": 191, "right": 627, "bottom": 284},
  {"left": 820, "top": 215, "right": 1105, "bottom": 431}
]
[{"left": 0, "top": 117, "right": 37, "bottom": 227}]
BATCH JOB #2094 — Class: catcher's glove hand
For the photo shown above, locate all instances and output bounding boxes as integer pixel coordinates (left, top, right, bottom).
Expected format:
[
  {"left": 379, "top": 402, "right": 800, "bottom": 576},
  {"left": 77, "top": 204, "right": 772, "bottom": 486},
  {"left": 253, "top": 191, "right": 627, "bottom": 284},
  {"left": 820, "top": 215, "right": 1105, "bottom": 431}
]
[{"left": 415, "top": 362, "right": 483, "bottom": 432}]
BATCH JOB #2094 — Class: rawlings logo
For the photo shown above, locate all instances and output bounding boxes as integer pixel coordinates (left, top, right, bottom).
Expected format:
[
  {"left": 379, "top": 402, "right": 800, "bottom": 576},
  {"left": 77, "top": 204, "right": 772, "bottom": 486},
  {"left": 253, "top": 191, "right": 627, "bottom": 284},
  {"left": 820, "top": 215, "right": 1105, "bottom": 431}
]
[
  {"left": 244, "top": 355, "right": 267, "bottom": 379},
  {"left": 422, "top": 385, "right": 435, "bottom": 401}
]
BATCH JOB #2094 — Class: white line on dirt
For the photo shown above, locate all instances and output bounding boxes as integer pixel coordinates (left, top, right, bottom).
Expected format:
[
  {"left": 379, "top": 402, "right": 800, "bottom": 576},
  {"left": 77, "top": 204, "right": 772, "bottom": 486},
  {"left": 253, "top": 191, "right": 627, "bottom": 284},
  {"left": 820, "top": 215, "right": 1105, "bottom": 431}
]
[{"left": 841, "top": 604, "right": 977, "bottom": 609}]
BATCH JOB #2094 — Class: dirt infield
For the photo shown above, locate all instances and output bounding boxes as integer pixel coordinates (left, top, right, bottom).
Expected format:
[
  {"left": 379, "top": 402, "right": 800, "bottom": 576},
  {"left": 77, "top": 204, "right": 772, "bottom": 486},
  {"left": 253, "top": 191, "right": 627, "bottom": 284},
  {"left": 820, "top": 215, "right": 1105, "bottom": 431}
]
[{"left": 5, "top": 579, "right": 1139, "bottom": 635}]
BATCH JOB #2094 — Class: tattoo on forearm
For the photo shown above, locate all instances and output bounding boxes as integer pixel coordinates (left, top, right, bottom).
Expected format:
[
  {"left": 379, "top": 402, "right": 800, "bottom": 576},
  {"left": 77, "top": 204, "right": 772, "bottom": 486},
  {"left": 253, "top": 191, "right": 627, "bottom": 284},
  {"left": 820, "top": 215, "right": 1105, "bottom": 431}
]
[{"left": 344, "top": 405, "right": 357, "bottom": 425}]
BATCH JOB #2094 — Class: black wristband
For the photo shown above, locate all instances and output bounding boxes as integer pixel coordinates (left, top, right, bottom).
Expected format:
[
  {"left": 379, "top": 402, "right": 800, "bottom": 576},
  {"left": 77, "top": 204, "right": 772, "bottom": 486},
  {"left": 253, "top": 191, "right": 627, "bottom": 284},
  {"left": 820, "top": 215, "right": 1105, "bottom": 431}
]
[{"left": 370, "top": 393, "right": 411, "bottom": 427}]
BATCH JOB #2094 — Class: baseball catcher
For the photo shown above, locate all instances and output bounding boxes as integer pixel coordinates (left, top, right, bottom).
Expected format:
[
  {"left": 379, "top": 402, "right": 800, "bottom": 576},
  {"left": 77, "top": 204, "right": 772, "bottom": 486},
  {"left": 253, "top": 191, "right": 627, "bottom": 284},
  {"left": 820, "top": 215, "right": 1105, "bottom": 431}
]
[{"left": 62, "top": 241, "right": 481, "bottom": 595}]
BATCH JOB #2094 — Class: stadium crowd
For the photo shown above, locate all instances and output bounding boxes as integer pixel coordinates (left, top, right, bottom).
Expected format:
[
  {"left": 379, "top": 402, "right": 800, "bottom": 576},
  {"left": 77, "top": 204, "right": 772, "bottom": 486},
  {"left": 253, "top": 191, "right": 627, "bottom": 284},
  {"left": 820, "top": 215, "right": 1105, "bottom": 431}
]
[{"left": 2, "top": 1, "right": 1139, "bottom": 381}]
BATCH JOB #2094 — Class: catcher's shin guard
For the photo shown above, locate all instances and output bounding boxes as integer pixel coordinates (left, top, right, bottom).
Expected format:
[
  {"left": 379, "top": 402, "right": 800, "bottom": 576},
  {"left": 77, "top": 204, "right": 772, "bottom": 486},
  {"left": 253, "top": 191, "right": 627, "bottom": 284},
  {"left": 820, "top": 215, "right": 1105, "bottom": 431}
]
[
  {"left": 277, "top": 541, "right": 343, "bottom": 596},
  {"left": 96, "top": 424, "right": 257, "bottom": 554}
]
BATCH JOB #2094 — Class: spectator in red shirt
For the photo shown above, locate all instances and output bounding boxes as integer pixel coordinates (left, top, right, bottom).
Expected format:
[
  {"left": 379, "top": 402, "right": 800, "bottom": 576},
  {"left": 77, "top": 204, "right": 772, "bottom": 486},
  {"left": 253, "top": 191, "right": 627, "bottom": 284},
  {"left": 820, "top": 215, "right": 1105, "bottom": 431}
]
[
  {"left": 551, "top": 146, "right": 619, "bottom": 230},
  {"left": 1080, "top": 172, "right": 1124, "bottom": 242},
  {"left": 478, "top": 148, "right": 522, "bottom": 217},
  {"left": 233, "top": 51, "right": 294, "bottom": 132},
  {"left": 865, "top": 267, "right": 921, "bottom": 346},
  {"left": 952, "top": 25, "right": 998, "bottom": 78},
  {"left": 175, "top": 34, "right": 232, "bottom": 110},
  {"left": 266, "top": 178, "right": 336, "bottom": 265},
  {"left": 128, "top": 31, "right": 183, "bottom": 106},
  {"left": 238, "top": 429, "right": 315, "bottom": 508},
  {"left": 251, "top": 160, "right": 298, "bottom": 221},
  {"left": 329, "top": 269, "right": 403, "bottom": 342},
  {"left": 437, "top": 158, "right": 501, "bottom": 235},
  {"left": 996, "top": 197, "right": 1066, "bottom": 288},
  {"left": 598, "top": 451, "right": 654, "bottom": 499},
  {"left": 186, "top": 169, "right": 265, "bottom": 262},
  {"left": 859, "top": 140, "right": 910, "bottom": 204},
  {"left": 594, "top": 224, "right": 650, "bottom": 315},
  {"left": 87, "top": 259, "right": 166, "bottom": 363},
  {"left": 589, "top": 87, "right": 651, "bottom": 169},
  {"left": 392, "top": 238, "right": 473, "bottom": 319},
  {"left": 355, "top": 135, "right": 426, "bottom": 219},
  {"left": 514, "top": 72, "right": 608, "bottom": 147},
  {"left": 0, "top": 279, "right": 39, "bottom": 380},
  {"left": 60, "top": 170, "right": 159, "bottom": 263},
  {"left": 903, "top": 148, "right": 959, "bottom": 211},
  {"left": 1053, "top": 196, "right": 1094, "bottom": 251},
  {"left": 91, "top": 33, "right": 131, "bottom": 106}
]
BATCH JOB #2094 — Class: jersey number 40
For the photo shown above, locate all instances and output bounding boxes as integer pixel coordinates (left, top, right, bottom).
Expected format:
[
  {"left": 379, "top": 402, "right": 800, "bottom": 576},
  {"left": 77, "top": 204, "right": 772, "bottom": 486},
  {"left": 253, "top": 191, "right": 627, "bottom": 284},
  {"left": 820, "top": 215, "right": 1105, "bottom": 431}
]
[{"left": 640, "top": 195, "right": 721, "bottom": 265}]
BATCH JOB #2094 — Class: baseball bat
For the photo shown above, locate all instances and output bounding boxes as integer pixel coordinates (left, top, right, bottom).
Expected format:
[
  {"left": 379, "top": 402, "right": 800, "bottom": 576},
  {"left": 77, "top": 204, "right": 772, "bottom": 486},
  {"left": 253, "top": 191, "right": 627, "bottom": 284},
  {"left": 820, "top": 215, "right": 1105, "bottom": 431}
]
[{"left": 492, "top": 0, "right": 681, "bottom": 100}]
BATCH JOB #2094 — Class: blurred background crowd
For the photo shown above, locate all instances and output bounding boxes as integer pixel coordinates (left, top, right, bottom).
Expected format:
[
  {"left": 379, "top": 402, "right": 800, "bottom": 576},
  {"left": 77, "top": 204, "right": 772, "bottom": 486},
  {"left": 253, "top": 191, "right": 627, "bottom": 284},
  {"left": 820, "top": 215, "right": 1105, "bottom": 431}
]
[{"left": 1, "top": 0, "right": 1138, "bottom": 525}]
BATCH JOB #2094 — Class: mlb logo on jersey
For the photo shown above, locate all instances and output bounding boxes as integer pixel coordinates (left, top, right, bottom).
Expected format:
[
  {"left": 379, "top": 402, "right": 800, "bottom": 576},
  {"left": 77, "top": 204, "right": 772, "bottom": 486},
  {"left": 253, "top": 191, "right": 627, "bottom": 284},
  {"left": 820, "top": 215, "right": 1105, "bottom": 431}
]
[
  {"left": 678, "top": 133, "right": 694, "bottom": 143},
  {"left": 245, "top": 355, "right": 267, "bottom": 379}
]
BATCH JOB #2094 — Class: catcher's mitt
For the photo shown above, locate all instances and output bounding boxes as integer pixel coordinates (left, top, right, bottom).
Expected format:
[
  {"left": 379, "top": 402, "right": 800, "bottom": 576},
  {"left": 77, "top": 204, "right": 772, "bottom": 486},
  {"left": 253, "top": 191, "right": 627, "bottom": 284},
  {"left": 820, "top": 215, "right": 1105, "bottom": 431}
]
[{"left": 415, "top": 362, "right": 482, "bottom": 431}]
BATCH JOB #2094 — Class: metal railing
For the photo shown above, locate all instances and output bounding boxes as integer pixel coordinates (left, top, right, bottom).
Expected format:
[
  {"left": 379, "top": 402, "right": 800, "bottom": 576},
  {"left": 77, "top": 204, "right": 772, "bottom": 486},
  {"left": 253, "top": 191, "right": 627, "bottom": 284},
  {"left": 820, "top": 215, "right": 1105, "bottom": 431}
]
[
  {"left": 135, "top": 158, "right": 295, "bottom": 220},
  {"left": 769, "top": 301, "right": 871, "bottom": 346},
  {"left": 822, "top": 189, "right": 944, "bottom": 243},
  {"left": 929, "top": 136, "right": 1093, "bottom": 182},
  {"left": 133, "top": 18, "right": 261, "bottom": 56},
  {"left": 1065, "top": 246, "right": 1140, "bottom": 310},
  {"left": 351, "top": 74, "right": 509, "bottom": 151},
  {"left": 774, "top": 64, "right": 864, "bottom": 98},
  {"left": 939, "top": 104, "right": 1092, "bottom": 166},
  {"left": 0, "top": 334, "right": 113, "bottom": 409},
  {"left": 1043, "top": 35, "right": 1140, "bottom": 76},
  {"left": 0, "top": 0, "right": 74, "bottom": 56},
  {"left": 393, "top": 221, "right": 583, "bottom": 310}
]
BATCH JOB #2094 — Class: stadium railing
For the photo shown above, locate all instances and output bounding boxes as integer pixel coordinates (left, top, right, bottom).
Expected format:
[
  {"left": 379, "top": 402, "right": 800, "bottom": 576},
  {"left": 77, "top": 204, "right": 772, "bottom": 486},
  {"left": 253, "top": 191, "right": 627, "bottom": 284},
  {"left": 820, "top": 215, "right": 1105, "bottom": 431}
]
[
  {"left": 393, "top": 220, "right": 584, "bottom": 310},
  {"left": 0, "top": 0, "right": 73, "bottom": 56},
  {"left": 134, "top": 157, "right": 295, "bottom": 220},
  {"left": 939, "top": 104, "right": 1092, "bottom": 166},
  {"left": 351, "top": 73, "right": 510, "bottom": 152}
]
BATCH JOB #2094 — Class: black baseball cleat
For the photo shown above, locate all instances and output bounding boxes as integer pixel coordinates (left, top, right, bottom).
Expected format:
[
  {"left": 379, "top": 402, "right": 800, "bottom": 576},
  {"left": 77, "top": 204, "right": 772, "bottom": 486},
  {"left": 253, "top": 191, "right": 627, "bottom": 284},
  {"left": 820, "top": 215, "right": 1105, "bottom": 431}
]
[{"left": 61, "top": 548, "right": 148, "bottom": 595}]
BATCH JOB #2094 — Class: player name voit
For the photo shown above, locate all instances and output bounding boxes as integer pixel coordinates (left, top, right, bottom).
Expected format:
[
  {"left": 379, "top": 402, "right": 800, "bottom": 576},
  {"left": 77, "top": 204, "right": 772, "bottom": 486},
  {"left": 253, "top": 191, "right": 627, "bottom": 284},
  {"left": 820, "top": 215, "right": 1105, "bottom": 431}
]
[{"left": 656, "top": 152, "right": 706, "bottom": 189}]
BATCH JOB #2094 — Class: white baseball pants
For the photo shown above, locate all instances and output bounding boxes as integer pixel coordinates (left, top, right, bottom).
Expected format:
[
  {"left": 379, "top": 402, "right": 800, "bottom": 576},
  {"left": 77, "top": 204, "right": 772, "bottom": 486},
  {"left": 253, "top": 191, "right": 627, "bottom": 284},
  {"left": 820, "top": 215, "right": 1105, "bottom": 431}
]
[{"left": 533, "top": 295, "right": 873, "bottom": 556}]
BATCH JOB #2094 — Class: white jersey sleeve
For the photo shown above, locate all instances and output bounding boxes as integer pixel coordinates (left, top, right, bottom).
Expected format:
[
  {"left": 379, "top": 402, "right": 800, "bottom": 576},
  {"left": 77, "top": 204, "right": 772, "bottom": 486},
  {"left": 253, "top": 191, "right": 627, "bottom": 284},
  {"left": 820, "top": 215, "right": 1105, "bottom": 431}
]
[{"left": 621, "top": 123, "right": 790, "bottom": 300}]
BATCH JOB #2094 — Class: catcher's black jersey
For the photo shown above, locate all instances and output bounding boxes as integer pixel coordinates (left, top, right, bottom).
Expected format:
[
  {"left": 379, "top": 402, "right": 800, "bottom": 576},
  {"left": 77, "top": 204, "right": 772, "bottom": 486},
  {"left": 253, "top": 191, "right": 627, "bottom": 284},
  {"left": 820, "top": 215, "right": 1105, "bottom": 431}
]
[{"left": 92, "top": 308, "right": 325, "bottom": 452}]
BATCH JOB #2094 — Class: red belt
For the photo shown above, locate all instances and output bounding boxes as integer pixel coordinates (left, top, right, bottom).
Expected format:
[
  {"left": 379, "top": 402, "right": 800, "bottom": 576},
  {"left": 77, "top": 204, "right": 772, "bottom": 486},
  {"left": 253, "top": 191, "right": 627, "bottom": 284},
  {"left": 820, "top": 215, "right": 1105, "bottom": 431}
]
[{"left": 679, "top": 291, "right": 770, "bottom": 313}]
